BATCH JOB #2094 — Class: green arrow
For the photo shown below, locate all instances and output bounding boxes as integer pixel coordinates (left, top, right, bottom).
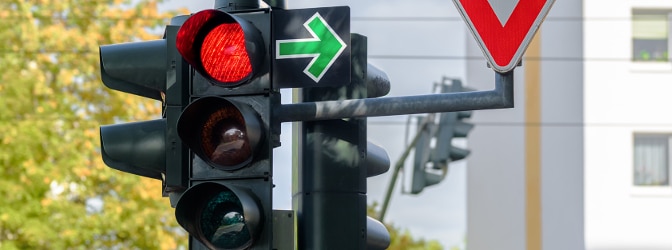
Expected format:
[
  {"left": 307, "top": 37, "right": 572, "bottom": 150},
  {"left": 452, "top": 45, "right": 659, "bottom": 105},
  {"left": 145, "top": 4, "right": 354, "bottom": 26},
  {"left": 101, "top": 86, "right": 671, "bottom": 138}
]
[{"left": 276, "top": 12, "right": 347, "bottom": 83}]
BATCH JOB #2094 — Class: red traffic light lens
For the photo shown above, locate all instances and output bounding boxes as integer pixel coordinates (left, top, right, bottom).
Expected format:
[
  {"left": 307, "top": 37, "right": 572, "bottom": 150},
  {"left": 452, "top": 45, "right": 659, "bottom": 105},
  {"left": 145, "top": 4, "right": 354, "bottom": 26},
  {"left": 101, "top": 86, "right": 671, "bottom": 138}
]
[
  {"left": 200, "top": 23, "right": 253, "bottom": 83},
  {"left": 177, "top": 97, "right": 263, "bottom": 170},
  {"left": 177, "top": 9, "right": 264, "bottom": 87}
]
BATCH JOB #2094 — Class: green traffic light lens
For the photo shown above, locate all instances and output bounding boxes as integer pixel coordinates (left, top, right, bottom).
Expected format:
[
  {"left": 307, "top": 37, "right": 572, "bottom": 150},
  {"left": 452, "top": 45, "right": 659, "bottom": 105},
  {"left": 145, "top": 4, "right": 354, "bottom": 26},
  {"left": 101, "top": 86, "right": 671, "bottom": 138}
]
[{"left": 200, "top": 190, "right": 252, "bottom": 250}]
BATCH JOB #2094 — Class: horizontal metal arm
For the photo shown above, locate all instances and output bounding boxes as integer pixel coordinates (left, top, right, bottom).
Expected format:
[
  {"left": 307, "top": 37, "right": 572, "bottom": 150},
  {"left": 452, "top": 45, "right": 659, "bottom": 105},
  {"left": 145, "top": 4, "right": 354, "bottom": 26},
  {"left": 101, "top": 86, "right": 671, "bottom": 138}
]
[{"left": 276, "top": 71, "right": 514, "bottom": 123}]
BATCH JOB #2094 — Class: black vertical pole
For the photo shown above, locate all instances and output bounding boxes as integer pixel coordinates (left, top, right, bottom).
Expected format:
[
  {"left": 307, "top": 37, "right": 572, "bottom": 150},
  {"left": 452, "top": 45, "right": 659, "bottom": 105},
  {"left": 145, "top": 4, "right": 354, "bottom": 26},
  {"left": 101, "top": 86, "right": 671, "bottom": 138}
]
[{"left": 294, "top": 34, "right": 368, "bottom": 249}]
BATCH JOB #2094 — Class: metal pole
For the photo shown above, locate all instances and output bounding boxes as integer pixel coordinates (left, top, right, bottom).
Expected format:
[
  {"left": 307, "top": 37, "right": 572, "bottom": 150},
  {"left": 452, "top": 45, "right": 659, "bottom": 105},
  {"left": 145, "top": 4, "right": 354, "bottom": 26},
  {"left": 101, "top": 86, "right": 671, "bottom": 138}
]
[
  {"left": 276, "top": 71, "right": 514, "bottom": 122},
  {"left": 293, "top": 34, "right": 369, "bottom": 249}
]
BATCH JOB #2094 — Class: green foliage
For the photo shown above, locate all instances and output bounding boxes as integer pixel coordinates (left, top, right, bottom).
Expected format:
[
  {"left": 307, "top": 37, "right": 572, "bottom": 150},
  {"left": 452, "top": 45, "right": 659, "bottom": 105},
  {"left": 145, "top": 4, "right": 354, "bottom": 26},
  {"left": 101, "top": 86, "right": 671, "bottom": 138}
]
[
  {"left": 368, "top": 202, "right": 445, "bottom": 250},
  {"left": 0, "top": 0, "right": 188, "bottom": 249}
]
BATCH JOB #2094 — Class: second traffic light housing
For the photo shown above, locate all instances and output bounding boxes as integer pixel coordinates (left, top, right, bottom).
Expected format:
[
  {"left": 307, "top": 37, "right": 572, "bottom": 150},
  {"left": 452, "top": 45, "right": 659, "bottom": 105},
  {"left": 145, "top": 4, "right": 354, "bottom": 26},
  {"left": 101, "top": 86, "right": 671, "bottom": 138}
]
[{"left": 410, "top": 80, "right": 475, "bottom": 194}]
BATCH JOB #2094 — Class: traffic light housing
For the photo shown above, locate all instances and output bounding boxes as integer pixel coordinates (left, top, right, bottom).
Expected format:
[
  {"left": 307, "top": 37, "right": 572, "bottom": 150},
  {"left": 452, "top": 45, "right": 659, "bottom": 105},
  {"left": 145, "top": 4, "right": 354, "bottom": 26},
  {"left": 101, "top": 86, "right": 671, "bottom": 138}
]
[
  {"left": 100, "top": 119, "right": 166, "bottom": 180},
  {"left": 99, "top": 40, "right": 166, "bottom": 101},
  {"left": 99, "top": 35, "right": 176, "bottom": 184},
  {"left": 171, "top": 8, "right": 275, "bottom": 249},
  {"left": 410, "top": 79, "right": 474, "bottom": 194}
]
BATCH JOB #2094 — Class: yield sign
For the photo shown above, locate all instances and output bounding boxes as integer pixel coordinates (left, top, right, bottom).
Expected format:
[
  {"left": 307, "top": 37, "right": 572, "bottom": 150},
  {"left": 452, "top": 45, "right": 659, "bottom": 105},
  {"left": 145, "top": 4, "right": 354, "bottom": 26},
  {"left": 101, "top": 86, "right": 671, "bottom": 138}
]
[{"left": 453, "top": 0, "right": 555, "bottom": 72}]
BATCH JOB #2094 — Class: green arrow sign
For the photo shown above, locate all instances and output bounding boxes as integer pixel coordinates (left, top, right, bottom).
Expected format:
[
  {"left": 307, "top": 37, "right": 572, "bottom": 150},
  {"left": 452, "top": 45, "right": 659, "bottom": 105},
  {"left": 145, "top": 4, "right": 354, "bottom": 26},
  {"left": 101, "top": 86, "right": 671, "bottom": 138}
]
[{"left": 276, "top": 12, "right": 347, "bottom": 83}]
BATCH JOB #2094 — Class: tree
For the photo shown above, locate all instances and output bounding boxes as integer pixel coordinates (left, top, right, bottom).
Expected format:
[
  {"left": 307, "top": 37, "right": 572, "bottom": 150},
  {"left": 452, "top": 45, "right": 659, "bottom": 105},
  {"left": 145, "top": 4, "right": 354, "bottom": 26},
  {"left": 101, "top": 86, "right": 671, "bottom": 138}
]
[
  {"left": 0, "top": 1, "right": 187, "bottom": 249},
  {"left": 368, "top": 203, "right": 445, "bottom": 250}
]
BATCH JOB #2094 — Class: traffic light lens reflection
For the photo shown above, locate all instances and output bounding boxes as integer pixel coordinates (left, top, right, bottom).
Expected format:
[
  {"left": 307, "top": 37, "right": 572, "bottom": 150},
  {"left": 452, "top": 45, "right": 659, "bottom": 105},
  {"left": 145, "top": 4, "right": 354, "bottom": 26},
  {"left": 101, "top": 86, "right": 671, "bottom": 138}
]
[
  {"left": 201, "top": 23, "right": 252, "bottom": 84},
  {"left": 201, "top": 191, "right": 252, "bottom": 249},
  {"left": 201, "top": 108, "right": 253, "bottom": 169}
]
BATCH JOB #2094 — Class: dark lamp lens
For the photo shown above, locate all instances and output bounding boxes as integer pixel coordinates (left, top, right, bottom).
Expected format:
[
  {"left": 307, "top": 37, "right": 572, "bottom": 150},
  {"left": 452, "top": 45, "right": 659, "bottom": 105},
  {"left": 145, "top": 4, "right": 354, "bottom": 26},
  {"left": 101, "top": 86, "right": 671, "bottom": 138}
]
[
  {"left": 201, "top": 108, "right": 252, "bottom": 167},
  {"left": 200, "top": 190, "right": 252, "bottom": 249},
  {"left": 177, "top": 97, "right": 263, "bottom": 170}
]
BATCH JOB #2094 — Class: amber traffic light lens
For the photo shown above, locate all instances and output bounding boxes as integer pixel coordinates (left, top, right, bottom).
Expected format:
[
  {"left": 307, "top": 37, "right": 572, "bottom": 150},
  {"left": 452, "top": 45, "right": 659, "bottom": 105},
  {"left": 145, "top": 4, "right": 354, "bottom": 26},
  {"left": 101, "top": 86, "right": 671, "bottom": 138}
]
[
  {"left": 201, "top": 107, "right": 253, "bottom": 167},
  {"left": 177, "top": 97, "right": 263, "bottom": 171}
]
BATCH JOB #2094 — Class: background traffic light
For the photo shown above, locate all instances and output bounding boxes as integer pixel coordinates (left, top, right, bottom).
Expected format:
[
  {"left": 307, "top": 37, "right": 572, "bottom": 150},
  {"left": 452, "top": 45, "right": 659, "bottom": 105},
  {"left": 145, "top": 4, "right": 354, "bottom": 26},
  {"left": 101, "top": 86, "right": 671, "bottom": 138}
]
[
  {"left": 170, "top": 8, "right": 276, "bottom": 249},
  {"left": 410, "top": 79, "right": 475, "bottom": 194}
]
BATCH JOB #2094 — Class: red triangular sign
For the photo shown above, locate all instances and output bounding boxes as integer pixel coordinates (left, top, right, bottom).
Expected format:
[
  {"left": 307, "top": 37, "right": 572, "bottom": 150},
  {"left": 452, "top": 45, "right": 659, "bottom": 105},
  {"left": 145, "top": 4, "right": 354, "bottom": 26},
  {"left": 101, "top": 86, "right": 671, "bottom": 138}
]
[{"left": 454, "top": 0, "right": 555, "bottom": 72}]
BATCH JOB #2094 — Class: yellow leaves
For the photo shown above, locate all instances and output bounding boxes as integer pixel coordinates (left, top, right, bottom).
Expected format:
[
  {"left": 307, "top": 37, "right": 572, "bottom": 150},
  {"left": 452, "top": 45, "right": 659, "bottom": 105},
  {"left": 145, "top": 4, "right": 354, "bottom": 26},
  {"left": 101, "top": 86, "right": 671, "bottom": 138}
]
[
  {"left": 176, "top": 7, "right": 191, "bottom": 16},
  {"left": 48, "top": 100, "right": 57, "bottom": 109},
  {"left": 142, "top": 101, "right": 162, "bottom": 115},
  {"left": 123, "top": 95, "right": 136, "bottom": 106},
  {"left": 32, "top": 80, "right": 53, "bottom": 96},
  {"left": 141, "top": 1, "right": 159, "bottom": 18},
  {"left": 84, "top": 128, "right": 96, "bottom": 139},
  {"left": 41, "top": 198, "right": 52, "bottom": 207},
  {"left": 0, "top": 8, "right": 10, "bottom": 18},
  {"left": 0, "top": 0, "right": 187, "bottom": 248},
  {"left": 19, "top": 174, "right": 30, "bottom": 185},
  {"left": 137, "top": 178, "right": 162, "bottom": 200},
  {"left": 59, "top": 229, "right": 75, "bottom": 238},
  {"left": 83, "top": 140, "right": 94, "bottom": 151},
  {"left": 2, "top": 134, "right": 12, "bottom": 145},
  {"left": 159, "top": 232, "right": 179, "bottom": 250},
  {"left": 73, "top": 167, "right": 92, "bottom": 180},
  {"left": 0, "top": 213, "right": 8, "bottom": 222},
  {"left": 23, "top": 159, "right": 37, "bottom": 173}
]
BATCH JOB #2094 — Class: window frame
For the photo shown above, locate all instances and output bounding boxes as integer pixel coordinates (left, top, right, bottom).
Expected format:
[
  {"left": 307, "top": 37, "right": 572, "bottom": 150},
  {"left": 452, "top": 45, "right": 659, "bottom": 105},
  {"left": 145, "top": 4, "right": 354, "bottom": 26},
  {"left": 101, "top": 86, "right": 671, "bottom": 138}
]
[
  {"left": 631, "top": 133, "right": 672, "bottom": 197},
  {"left": 631, "top": 9, "right": 672, "bottom": 62}
]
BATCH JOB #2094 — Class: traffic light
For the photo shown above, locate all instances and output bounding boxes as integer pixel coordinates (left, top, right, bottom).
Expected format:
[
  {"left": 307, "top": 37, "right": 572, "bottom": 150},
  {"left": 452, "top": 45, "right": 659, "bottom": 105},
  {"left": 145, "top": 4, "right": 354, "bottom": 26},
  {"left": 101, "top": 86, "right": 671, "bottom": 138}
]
[
  {"left": 410, "top": 79, "right": 474, "bottom": 194},
  {"left": 99, "top": 34, "right": 173, "bottom": 183},
  {"left": 171, "top": 8, "right": 275, "bottom": 249}
]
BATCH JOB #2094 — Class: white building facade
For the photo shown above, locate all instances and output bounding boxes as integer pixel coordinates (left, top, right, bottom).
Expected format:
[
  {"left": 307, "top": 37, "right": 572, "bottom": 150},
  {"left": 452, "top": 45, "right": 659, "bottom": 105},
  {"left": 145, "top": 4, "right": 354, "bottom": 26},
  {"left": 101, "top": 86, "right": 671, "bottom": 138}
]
[{"left": 466, "top": 0, "right": 672, "bottom": 250}]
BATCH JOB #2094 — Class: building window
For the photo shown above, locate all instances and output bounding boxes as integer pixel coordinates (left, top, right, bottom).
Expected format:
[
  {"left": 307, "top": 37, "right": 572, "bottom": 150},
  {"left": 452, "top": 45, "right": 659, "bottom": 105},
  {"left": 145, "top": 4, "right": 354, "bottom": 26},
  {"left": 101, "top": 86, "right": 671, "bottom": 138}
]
[
  {"left": 632, "top": 9, "right": 671, "bottom": 62},
  {"left": 634, "top": 134, "right": 670, "bottom": 186}
]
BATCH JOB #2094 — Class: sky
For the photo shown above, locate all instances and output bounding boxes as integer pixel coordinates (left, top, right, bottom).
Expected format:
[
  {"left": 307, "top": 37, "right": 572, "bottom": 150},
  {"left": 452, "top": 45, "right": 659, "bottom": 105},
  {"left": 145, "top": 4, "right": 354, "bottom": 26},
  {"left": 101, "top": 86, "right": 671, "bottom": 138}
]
[{"left": 159, "top": 0, "right": 470, "bottom": 248}]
